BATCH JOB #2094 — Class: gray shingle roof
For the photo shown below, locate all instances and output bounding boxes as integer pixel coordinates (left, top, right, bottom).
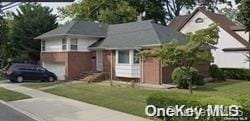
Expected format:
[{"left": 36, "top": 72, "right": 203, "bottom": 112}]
[
  {"left": 35, "top": 21, "right": 108, "bottom": 39},
  {"left": 89, "top": 20, "right": 186, "bottom": 49}
]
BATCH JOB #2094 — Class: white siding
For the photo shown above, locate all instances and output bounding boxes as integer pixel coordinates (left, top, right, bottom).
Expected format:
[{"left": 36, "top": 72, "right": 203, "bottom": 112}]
[
  {"left": 115, "top": 64, "right": 140, "bottom": 78},
  {"left": 236, "top": 31, "right": 249, "bottom": 42},
  {"left": 44, "top": 38, "right": 63, "bottom": 52},
  {"left": 42, "top": 37, "right": 98, "bottom": 52},
  {"left": 115, "top": 50, "right": 140, "bottom": 78},
  {"left": 78, "top": 38, "right": 98, "bottom": 52},
  {"left": 181, "top": 12, "right": 214, "bottom": 34},
  {"left": 180, "top": 11, "right": 249, "bottom": 69},
  {"left": 211, "top": 28, "right": 249, "bottom": 69}
]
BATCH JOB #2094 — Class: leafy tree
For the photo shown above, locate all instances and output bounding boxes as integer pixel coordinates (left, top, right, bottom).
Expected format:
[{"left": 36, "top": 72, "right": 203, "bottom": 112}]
[
  {"left": 238, "top": 0, "right": 250, "bottom": 32},
  {"left": 126, "top": 0, "right": 167, "bottom": 25},
  {"left": 58, "top": 0, "right": 137, "bottom": 24},
  {"left": 139, "top": 25, "right": 219, "bottom": 94},
  {"left": 218, "top": 7, "right": 239, "bottom": 23},
  {"left": 127, "top": 0, "right": 230, "bottom": 24},
  {"left": 9, "top": 3, "right": 58, "bottom": 62},
  {"left": 0, "top": 15, "right": 9, "bottom": 68}
]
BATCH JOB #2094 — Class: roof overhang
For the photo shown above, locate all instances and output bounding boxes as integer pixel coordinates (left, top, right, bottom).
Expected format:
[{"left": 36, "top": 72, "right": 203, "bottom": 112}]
[
  {"left": 223, "top": 47, "right": 250, "bottom": 52},
  {"left": 35, "top": 34, "right": 106, "bottom": 40},
  {"left": 88, "top": 46, "right": 141, "bottom": 50}
]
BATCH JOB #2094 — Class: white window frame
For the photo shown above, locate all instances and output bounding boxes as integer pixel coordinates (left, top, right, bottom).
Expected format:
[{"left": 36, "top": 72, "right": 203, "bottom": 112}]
[
  {"left": 133, "top": 50, "right": 140, "bottom": 64},
  {"left": 62, "top": 38, "right": 67, "bottom": 51},
  {"left": 117, "top": 50, "right": 130, "bottom": 64},
  {"left": 70, "top": 38, "right": 78, "bottom": 51}
]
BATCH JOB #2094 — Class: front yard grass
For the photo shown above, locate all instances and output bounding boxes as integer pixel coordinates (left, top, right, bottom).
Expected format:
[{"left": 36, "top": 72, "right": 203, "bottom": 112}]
[
  {"left": 43, "top": 80, "right": 250, "bottom": 118},
  {"left": 0, "top": 87, "right": 30, "bottom": 101},
  {"left": 23, "top": 82, "right": 60, "bottom": 89}
]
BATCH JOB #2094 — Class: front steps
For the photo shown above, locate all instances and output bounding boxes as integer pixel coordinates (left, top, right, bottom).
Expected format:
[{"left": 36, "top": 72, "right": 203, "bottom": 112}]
[{"left": 75, "top": 72, "right": 109, "bottom": 83}]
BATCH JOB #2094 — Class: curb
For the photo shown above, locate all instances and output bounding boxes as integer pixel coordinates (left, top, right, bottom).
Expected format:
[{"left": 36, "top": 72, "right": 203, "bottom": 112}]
[{"left": 0, "top": 100, "right": 47, "bottom": 121}]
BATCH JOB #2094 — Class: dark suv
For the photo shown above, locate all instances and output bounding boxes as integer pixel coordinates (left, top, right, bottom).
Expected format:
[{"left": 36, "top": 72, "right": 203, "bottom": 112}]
[{"left": 6, "top": 63, "right": 57, "bottom": 83}]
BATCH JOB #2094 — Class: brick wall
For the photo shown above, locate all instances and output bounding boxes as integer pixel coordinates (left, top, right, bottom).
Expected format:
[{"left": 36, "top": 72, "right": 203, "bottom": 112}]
[
  {"left": 41, "top": 51, "right": 96, "bottom": 80},
  {"left": 67, "top": 52, "right": 96, "bottom": 80}
]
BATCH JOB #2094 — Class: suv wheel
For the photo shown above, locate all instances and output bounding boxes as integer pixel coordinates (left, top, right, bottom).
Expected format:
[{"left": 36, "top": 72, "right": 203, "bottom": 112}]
[
  {"left": 48, "top": 76, "right": 55, "bottom": 82},
  {"left": 16, "top": 76, "right": 24, "bottom": 83}
]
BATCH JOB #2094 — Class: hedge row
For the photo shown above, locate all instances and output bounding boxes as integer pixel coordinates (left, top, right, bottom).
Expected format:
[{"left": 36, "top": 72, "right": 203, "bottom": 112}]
[
  {"left": 147, "top": 93, "right": 249, "bottom": 121},
  {"left": 221, "top": 68, "right": 250, "bottom": 81}
]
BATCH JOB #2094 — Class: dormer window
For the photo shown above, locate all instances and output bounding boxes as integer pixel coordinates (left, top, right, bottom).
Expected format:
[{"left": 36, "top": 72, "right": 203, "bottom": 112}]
[{"left": 195, "top": 18, "right": 204, "bottom": 23}]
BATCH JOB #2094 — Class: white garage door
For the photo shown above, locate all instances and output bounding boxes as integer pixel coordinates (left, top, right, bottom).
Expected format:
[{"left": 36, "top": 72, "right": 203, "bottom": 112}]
[{"left": 43, "top": 62, "right": 65, "bottom": 80}]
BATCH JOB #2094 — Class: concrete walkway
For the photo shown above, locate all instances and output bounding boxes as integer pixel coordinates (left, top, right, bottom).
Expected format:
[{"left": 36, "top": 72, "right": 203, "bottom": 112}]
[{"left": 0, "top": 83, "right": 151, "bottom": 121}]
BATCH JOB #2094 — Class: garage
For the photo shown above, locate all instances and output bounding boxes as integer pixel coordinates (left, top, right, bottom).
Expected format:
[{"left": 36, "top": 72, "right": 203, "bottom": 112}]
[{"left": 42, "top": 62, "right": 65, "bottom": 80}]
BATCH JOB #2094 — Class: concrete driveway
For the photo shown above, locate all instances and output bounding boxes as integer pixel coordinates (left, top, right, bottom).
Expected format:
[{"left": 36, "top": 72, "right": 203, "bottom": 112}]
[{"left": 0, "top": 82, "right": 151, "bottom": 121}]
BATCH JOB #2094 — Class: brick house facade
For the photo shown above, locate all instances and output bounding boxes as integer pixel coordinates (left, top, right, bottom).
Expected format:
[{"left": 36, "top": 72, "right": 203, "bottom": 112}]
[{"left": 36, "top": 20, "right": 210, "bottom": 85}]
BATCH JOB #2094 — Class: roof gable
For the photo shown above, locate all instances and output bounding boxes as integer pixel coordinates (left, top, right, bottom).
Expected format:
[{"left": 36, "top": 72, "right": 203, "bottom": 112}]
[{"left": 169, "top": 7, "right": 249, "bottom": 47}]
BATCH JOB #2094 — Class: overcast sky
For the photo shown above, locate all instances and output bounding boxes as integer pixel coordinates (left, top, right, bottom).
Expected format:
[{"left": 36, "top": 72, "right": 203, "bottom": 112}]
[{"left": 2, "top": 0, "right": 237, "bottom": 24}]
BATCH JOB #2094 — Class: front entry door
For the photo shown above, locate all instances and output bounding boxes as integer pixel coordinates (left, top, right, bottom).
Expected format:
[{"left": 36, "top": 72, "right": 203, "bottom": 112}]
[{"left": 96, "top": 50, "right": 103, "bottom": 71}]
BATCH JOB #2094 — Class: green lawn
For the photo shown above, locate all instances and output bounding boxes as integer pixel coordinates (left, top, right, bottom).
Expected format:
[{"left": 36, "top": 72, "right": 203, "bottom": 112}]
[
  {"left": 0, "top": 87, "right": 30, "bottom": 101},
  {"left": 44, "top": 80, "right": 250, "bottom": 117},
  {"left": 23, "top": 82, "right": 60, "bottom": 89}
]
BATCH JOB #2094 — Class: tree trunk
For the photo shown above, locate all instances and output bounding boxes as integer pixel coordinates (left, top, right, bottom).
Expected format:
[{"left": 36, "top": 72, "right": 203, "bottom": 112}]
[{"left": 189, "top": 80, "right": 192, "bottom": 94}]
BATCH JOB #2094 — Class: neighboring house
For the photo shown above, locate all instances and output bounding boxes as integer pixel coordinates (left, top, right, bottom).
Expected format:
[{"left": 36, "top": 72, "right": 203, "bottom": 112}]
[
  {"left": 169, "top": 7, "right": 250, "bottom": 69},
  {"left": 36, "top": 20, "right": 206, "bottom": 84}
]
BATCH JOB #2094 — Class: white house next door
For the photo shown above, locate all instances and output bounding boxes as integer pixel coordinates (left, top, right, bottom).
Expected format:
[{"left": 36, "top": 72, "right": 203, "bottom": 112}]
[{"left": 96, "top": 50, "right": 103, "bottom": 71}]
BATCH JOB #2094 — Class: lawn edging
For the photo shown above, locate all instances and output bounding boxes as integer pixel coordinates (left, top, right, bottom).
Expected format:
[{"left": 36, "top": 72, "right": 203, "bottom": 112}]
[{"left": 0, "top": 87, "right": 30, "bottom": 101}]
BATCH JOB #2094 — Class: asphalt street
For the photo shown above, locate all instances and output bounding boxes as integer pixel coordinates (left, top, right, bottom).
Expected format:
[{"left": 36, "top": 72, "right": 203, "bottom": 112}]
[{"left": 0, "top": 102, "right": 36, "bottom": 121}]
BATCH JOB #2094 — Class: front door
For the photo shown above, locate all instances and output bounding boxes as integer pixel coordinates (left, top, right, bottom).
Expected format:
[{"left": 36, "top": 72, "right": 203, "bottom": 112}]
[{"left": 96, "top": 50, "right": 103, "bottom": 71}]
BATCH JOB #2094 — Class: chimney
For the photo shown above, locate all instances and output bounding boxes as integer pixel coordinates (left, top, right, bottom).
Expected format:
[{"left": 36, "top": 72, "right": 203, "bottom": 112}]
[{"left": 137, "top": 13, "right": 143, "bottom": 22}]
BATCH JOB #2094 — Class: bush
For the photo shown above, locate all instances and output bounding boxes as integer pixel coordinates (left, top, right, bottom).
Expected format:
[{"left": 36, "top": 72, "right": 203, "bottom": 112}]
[
  {"left": 0, "top": 70, "right": 4, "bottom": 80},
  {"left": 222, "top": 68, "right": 250, "bottom": 81},
  {"left": 146, "top": 93, "right": 247, "bottom": 121},
  {"left": 209, "top": 64, "right": 225, "bottom": 81},
  {"left": 172, "top": 67, "right": 204, "bottom": 89}
]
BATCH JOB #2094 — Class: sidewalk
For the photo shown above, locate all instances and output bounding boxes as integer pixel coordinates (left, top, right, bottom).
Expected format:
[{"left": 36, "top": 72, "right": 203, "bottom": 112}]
[{"left": 0, "top": 83, "right": 151, "bottom": 121}]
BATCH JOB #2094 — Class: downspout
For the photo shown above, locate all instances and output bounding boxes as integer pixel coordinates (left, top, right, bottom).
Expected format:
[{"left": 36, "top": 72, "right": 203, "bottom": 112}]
[
  {"left": 141, "top": 57, "right": 144, "bottom": 84},
  {"left": 160, "top": 60, "right": 163, "bottom": 85},
  {"left": 110, "top": 50, "right": 113, "bottom": 80}
]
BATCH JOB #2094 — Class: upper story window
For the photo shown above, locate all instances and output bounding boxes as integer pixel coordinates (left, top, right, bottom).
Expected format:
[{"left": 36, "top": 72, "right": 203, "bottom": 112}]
[
  {"left": 118, "top": 50, "right": 129, "bottom": 64},
  {"left": 195, "top": 18, "right": 204, "bottom": 23},
  {"left": 41, "top": 40, "right": 45, "bottom": 51},
  {"left": 62, "top": 38, "right": 67, "bottom": 50},
  {"left": 70, "top": 38, "right": 78, "bottom": 51},
  {"left": 133, "top": 50, "right": 140, "bottom": 64}
]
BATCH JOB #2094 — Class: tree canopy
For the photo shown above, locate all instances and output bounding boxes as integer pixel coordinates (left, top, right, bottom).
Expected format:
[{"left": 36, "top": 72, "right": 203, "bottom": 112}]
[
  {"left": 237, "top": 0, "right": 250, "bottom": 32},
  {"left": 9, "top": 3, "right": 58, "bottom": 61},
  {"left": 59, "top": 0, "right": 231, "bottom": 25},
  {"left": 58, "top": 0, "right": 137, "bottom": 24}
]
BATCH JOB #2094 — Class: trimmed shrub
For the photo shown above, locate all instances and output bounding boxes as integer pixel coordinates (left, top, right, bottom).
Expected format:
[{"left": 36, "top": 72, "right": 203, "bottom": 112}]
[
  {"left": 146, "top": 93, "right": 247, "bottom": 121},
  {"left": 193, "top": 74, "right": 205, "bottom": 86},
  {"left": 0, "top": 70, "right": 4, "bottom": 80},
  {"left": 172, "top": 67, "right": 204, "bottom": 89},
  {"left": 209, "top": 64, "right": 225, "bottom": 81},
  {"left": 222, "top": 68, "right": 250, "bottom": 81}
]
